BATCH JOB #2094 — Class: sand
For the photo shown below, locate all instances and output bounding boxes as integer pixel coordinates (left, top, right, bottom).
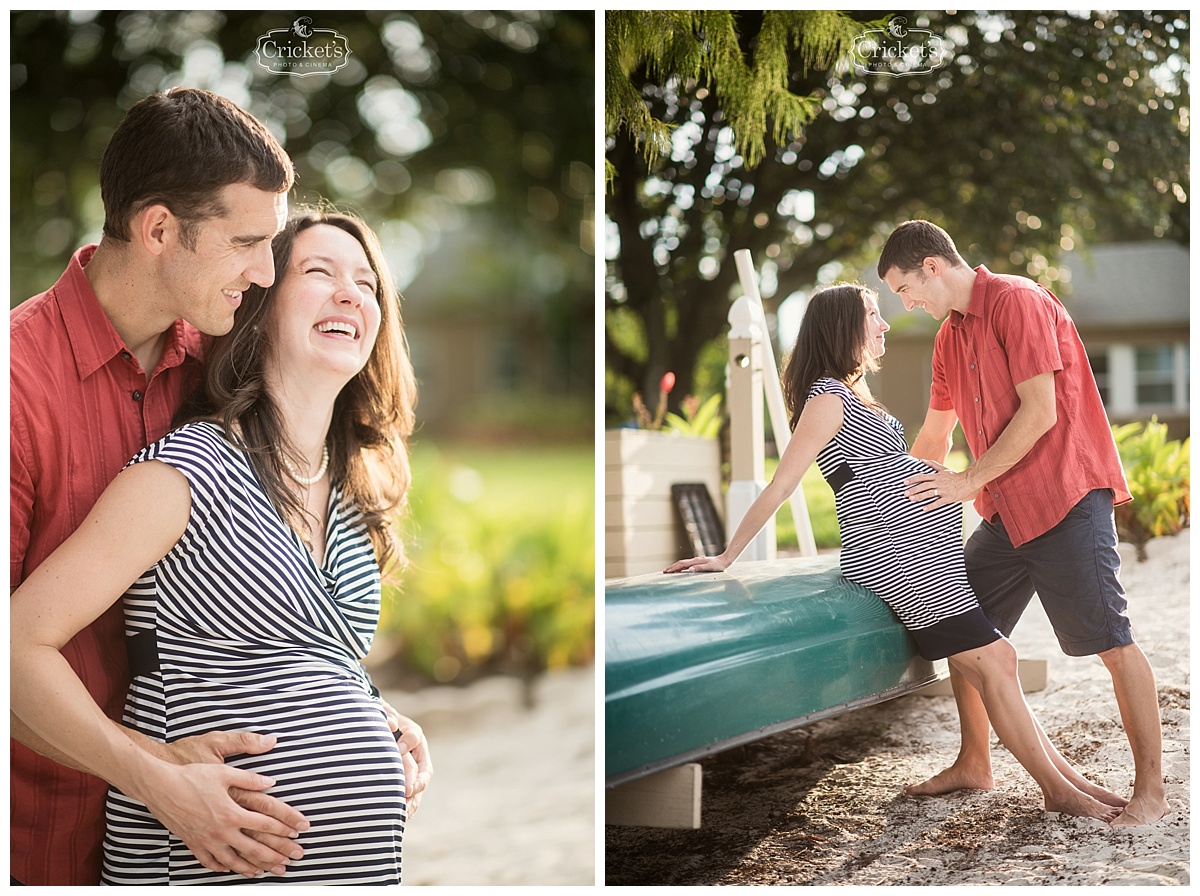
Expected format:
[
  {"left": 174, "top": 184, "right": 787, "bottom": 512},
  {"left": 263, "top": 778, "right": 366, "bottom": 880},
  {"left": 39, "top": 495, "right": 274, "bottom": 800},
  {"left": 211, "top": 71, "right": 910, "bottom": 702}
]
[
  {"left": 604, "top": 528, "right": 1190, "bottom": 886},
  {"left": 383, "top": 664, "right": 597, "bottom": 886}
]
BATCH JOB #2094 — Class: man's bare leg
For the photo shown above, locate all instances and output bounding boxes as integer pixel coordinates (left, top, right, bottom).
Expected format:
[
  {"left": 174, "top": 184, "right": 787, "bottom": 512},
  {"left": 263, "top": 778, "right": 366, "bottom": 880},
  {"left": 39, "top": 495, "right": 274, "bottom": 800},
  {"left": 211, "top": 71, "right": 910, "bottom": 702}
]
[
  {"left": 1100, "top": 642, "right": 1169, "bottom": 826},
  {"left": 904, "top": 663, "right": 1128, "bottom": 806},
  {"left": 946, "top": 640, "right": 1119, "bottom": 820},
  {"left": 904, "top": 664, "right": 995, "bottom": 795}
]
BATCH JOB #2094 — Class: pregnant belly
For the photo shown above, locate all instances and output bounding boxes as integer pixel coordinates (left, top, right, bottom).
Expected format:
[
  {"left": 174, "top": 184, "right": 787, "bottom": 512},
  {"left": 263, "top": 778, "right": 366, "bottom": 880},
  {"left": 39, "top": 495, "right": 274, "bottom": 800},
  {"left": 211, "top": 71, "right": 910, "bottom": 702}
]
[{"left": 216, "top": 689, "right": 406, "bottom": 826}]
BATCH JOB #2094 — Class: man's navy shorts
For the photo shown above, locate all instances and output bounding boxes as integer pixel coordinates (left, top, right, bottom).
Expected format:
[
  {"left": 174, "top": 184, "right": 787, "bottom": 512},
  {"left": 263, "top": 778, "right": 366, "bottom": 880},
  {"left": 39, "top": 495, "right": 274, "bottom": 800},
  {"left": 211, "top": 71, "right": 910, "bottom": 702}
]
[{"left": 964, "top": 488, "right": 1134, "bottom": 657}]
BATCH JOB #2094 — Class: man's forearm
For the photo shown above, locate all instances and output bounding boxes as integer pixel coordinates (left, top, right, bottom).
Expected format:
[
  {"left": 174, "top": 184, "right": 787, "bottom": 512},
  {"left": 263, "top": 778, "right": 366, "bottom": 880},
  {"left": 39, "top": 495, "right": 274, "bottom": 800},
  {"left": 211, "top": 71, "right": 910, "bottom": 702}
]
[
  {"left": 12, "top": 705, "right": 197, "bottom": 783},
  {"left": 963, "top": 398, "right": 1056, "bottom": 492},
  {"left": 911, "top": 430, "right": 953, "bottom": 466},
  {"left": 11, "top": 711, "right": 102, "bottom": 776}
]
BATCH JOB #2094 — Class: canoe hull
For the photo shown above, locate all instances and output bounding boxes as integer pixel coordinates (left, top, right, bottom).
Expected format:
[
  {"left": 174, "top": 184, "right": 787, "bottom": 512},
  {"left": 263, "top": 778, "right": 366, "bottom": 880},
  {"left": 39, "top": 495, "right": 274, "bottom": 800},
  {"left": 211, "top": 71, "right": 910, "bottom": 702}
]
[{"left": 605, "top": 555, "right": 947, "bottom": 785}]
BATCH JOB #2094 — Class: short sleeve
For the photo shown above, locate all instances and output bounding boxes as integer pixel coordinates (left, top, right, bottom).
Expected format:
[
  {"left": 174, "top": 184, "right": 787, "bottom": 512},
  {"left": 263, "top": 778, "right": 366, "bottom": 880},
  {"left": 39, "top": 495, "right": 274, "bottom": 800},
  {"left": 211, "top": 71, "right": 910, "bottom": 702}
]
[
  {"left": 929, "top": 323, "right": 955, "bottom": 411},
  {"left": 127, "top": 422, "right": 238, "bottom": 547},
  {"left": 10, "top": 398, "right": 34, "bottom": 587},
  {"left": 990, "top": 283, "right": 1064, "bottom": 385},
  {"left": 806, "top": 376, "right": 852, "bottom": 406}
]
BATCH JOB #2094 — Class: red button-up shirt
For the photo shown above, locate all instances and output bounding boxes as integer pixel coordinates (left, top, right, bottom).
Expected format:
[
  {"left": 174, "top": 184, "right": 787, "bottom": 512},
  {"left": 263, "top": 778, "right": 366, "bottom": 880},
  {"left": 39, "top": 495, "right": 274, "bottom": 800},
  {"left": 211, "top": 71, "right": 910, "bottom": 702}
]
[
  {"left": 929, "top": 266, "right": 1130, "bottom": 547},
  {"left": 10, "top": 244, "right": 204, "bottom": 885}
]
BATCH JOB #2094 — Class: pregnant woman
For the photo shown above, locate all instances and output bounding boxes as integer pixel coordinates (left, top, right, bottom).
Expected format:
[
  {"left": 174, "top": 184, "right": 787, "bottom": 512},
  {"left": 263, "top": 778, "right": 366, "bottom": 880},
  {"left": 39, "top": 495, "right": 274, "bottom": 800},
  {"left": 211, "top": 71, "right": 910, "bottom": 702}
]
[
  {"left": 12, "top": 208, "right": 418, "bottom": 883},
  {"left": 666, "top": 283, "right": 1126, "bottom": 822}
]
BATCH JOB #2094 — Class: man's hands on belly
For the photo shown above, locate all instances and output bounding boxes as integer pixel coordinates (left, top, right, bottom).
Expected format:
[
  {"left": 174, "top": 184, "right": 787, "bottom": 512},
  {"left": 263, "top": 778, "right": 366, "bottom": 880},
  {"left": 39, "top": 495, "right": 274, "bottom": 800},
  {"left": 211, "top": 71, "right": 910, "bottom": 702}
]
[{"left": 140, "top": 730, "right": 309, "bottom": 878}]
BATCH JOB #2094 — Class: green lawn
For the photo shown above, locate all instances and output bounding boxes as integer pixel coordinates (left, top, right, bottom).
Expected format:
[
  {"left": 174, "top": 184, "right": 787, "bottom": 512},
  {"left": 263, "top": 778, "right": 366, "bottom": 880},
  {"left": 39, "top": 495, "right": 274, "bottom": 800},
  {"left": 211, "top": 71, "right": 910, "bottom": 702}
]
[
  {"left": 408, "top": 440, "right": 593, "bottom": 519},
  {"left": 768, "top": 460, "right": 840, "bottom": 550}
]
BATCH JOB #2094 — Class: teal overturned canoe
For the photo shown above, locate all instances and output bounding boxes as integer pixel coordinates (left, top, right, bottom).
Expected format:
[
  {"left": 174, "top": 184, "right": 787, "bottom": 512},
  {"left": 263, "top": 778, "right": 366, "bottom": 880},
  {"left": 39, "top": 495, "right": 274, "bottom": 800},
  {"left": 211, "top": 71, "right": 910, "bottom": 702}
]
[{"left": 605, "top": 554, "right": 947, "bottom": 786}]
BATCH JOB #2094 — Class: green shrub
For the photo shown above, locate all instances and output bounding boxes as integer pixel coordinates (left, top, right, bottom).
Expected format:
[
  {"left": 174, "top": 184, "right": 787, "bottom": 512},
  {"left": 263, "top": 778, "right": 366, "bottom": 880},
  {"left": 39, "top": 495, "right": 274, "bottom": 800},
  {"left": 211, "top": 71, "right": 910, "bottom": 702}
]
[
  {"left": 664, "top": 393, "right": 723, "bottom": 439},
  {"left": 379, "top": 442, "right": 594, "bottom": 685},
  {"left": 1112, "top": 417, "right": 1190, "bottom": 561}
]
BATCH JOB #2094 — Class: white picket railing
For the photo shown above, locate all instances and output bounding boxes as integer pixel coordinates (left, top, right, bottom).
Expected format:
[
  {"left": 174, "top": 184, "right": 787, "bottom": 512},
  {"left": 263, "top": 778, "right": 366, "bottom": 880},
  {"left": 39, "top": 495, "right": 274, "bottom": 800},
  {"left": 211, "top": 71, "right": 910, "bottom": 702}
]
[{"left": 725, "top": 250, "right": 818, "bottom": 558}]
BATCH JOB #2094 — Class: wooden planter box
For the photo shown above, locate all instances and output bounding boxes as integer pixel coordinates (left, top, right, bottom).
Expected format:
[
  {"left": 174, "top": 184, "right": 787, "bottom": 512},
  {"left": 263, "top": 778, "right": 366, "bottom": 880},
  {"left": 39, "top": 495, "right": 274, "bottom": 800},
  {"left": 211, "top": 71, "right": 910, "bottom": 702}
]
[{"left": 605, "top": 429, "right": 723, "bottom": 579}]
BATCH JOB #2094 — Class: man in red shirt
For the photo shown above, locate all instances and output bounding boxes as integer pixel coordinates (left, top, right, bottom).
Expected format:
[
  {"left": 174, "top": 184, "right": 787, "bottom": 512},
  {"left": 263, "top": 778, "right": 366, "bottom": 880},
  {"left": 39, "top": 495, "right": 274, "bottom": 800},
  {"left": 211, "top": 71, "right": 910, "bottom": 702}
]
[
  {"left": 877, "top": 220, "right": 1168, "bottom": 827},
  {"left": 11, "top": 88, "right": 430, "bottom": 885}
]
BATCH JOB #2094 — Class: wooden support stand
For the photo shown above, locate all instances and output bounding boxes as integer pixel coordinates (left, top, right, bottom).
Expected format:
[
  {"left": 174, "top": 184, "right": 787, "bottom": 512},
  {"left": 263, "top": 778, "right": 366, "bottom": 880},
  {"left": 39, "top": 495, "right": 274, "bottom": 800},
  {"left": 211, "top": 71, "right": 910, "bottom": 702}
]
[
  {"left": 914, "top": 658, "right": 1049, "bottom": 696},
  {"left": 605, "top": 763, "right": 702, "bottom": 830}
]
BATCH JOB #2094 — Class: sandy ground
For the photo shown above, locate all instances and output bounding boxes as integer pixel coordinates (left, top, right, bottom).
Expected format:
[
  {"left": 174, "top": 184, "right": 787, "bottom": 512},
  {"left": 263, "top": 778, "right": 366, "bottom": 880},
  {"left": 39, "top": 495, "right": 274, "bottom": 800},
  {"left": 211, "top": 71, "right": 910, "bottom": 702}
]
[
  {"left": 604, "top": 529, "right": 1190, "bottom": 886},
  {"left": 382, "top": 664, "right": 597, "bottom": 886}
]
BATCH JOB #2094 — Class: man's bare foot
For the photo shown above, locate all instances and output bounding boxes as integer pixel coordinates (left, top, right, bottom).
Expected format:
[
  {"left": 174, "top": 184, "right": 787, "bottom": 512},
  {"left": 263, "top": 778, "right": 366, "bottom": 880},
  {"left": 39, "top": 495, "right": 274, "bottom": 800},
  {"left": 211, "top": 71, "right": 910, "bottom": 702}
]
[
  {"left": 1110, "top": 794, "right": 1170, "bottom": 827},
  {"left": 903, "top": 764, "right": 994, "bottom": 796},
  {"left": 1044, "top": 788, "right": 1123, "bottom": 822}
]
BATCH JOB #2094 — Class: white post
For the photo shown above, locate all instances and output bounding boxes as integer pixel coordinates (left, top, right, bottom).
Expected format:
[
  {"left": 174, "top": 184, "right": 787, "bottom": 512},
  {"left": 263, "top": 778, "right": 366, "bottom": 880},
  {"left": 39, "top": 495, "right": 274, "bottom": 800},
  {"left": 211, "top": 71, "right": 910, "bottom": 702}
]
[
  {"left": 733, "top": 250, "right": 817, "bottom": 556},
  {"left": 727, "top": 297, "right": 775, "bottom": 561}
]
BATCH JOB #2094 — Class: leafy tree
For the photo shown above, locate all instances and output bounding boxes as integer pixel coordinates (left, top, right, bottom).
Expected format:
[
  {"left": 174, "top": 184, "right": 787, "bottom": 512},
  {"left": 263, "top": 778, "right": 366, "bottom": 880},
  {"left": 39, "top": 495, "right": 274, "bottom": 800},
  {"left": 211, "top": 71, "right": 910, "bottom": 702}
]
[
  {"left": 605, "top": 10, "right": 1189, "bottom": 425},
  {"left": 605, "top": 10, "right": 875, "bottom": 415}
]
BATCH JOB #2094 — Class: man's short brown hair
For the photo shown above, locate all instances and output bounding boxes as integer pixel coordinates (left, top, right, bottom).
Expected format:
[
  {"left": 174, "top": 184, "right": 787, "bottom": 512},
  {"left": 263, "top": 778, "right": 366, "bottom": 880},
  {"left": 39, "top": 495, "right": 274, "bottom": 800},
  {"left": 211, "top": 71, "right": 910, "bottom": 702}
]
[
  {"left": 100, "top": 87, "right": 294, "bottom": 248},
  {"left": 877, "top": 219, "right": 967, "bottom": 278}
]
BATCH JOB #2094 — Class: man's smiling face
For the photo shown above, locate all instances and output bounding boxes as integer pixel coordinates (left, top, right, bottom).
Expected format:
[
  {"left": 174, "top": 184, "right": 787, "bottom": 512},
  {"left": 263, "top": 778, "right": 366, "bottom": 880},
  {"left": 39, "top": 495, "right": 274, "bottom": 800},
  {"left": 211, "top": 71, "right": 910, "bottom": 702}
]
[{"left": 883, "top": 259, "right": 954, "bottom": 320}]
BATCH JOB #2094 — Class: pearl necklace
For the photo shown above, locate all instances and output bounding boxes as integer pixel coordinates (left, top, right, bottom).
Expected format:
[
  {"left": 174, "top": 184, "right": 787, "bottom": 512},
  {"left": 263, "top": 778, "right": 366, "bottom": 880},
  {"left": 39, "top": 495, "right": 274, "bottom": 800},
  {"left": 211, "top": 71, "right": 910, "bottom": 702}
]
[{"left": 282, "top": 444, "right": 329, "bottom": 486}]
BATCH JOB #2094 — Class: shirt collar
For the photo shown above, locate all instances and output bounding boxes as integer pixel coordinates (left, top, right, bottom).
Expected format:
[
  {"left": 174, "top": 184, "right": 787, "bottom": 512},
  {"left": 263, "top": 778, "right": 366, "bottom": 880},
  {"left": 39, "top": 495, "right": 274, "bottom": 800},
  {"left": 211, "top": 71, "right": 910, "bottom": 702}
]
[
  {"left": 949, "top": 265, "right": 993, "bottom": 330},
  {"left": 60, "top": 244, "right": 204, "bottom": 380}
]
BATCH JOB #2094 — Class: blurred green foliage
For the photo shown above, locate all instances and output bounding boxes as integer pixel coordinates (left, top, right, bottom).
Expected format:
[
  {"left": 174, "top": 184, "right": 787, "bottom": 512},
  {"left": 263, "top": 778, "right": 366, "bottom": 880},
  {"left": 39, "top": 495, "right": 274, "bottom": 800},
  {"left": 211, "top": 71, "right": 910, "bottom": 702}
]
[
  {"left": 664, "top": 393, "right": 723, "bottom": 439},
  {"left": 380, "top": 441, "right": 595, "bottom": 686},
  {"left": 774, "top": 462, "right": 841, "bottom": 550},
  {"left": 1112, "top": 417, "right": 1190, "bottom": 561}
]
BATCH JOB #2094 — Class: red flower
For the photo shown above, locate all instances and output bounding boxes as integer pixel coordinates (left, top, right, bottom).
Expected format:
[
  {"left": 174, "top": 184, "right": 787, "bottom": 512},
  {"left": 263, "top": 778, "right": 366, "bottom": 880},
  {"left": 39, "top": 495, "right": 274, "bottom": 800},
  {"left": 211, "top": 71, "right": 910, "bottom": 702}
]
[{"left": 660, "top": 371, "right": 676, "bottom": 394}]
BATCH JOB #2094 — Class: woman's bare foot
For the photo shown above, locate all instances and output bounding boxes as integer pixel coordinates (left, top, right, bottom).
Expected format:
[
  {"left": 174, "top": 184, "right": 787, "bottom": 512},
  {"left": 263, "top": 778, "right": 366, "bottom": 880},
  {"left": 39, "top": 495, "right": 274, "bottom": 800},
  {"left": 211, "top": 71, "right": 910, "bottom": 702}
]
[
  {"left": 1044, "top": 787, "right": 1123, "bottom": 822},
  {"left": 903, "top": 762, "right": 994, "bottom": 796},
  {"left": 1066, "top": 775, "right": 1128, "bottom": 809},
  {"left": 1110, "top": 794, "right": 1170, "bottom": 827}
]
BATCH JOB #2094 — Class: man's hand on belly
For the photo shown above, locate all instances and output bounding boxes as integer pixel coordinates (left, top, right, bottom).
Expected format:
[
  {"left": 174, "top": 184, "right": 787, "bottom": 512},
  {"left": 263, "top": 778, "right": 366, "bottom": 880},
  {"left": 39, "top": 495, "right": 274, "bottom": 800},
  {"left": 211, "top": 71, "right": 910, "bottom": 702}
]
[{"left": 136, "top": 730, "right": 310, "bottom": 878}]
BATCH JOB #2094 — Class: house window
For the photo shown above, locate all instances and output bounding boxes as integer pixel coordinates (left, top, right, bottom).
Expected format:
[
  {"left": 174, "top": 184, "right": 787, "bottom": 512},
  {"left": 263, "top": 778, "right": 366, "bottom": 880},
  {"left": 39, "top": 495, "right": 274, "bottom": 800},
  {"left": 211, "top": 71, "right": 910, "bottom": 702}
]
[
  {"left": 1088, "top": 352, "right": 1109, "bottom": 405},
  {"left": 1089, "top": 342, "right": 1189, "bottom": 415},
  {"left": 1135, "top": 346, "right": 1175, "bottom": 405}
]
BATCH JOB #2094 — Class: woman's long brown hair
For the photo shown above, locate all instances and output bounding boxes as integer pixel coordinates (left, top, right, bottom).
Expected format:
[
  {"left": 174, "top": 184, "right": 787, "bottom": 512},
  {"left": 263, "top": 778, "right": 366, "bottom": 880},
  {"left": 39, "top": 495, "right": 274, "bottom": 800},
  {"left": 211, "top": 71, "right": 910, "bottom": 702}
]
[
  {"left": 178, "top": 207, "right": 418, "bottom": 572},
  {"left": 780, "top": 283, "right": 884, "bottom": 430}
]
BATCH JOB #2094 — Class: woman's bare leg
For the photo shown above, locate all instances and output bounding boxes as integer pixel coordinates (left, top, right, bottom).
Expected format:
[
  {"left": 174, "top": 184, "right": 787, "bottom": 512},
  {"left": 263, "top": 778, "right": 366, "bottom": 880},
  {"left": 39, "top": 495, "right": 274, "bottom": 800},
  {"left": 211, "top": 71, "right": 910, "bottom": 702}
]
[
  {"left": 1031, "top": 715, "right": 1128, "bottom": 808},
  {"left": 949, "top": 638, "right": 1120, "bottom": 821},
  {"left": 903, "top": 666, "right": 995, "bottom": 795}
]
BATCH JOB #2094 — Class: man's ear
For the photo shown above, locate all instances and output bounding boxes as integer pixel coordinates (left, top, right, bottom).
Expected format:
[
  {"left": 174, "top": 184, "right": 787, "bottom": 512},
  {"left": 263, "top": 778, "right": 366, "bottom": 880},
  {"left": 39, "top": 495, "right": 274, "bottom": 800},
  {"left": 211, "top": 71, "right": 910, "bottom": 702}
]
[
  {"left": 922, "top": 255, "right": 944, "bottom": 278},
  {"left": 134, "top": 203, "right": 178, "bottom": 257}
]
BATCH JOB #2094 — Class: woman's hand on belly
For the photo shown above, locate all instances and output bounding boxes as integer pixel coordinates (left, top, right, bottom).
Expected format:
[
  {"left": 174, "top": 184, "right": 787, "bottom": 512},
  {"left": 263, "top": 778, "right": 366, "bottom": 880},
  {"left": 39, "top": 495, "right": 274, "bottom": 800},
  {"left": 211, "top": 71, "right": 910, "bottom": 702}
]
[{"left": 379, "top": 701, "right": 433, "bottom": 816}]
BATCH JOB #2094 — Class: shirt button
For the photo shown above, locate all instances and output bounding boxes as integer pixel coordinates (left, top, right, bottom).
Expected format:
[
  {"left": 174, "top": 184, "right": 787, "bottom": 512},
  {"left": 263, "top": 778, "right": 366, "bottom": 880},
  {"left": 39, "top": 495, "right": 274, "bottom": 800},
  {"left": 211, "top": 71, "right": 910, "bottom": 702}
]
[
  {"left": 993, "top": 493, "right": 1000, "bottom": 499},
  {"left": 975, "top": 397, "right": 980, "bottom": 403},
  {"left": 121, "top": 351, "right": 132, "bottom": 362},
  {"left": 132, "top": 390, "right": 144, "bottom": 402}
]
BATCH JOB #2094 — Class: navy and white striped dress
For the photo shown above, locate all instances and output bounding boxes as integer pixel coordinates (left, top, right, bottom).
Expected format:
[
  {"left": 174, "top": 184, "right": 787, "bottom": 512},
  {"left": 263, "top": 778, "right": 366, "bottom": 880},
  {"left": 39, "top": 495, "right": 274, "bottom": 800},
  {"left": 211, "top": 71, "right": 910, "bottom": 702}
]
[
  {"left": 807, "top": 377, "right": 1000, "bottom": 660},
  {"left": 101, "top": 422, "right": 404, "bottom": 885}
]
